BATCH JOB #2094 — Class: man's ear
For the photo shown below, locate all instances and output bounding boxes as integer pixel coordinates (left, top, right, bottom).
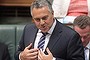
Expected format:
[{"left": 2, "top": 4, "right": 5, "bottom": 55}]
[
  {"left": 32, "top": 19, "right": 34, "bottom": 23},
  {"left": 52, "top": 11, "right": 54, "bottom": 15},
  {"left": 52, "top": 11, "right": 54, "bottom": 18}
]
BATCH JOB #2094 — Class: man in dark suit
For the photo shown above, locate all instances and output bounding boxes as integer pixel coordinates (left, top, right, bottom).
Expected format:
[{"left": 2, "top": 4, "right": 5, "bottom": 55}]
[
  {"left": 73, "top": 15, "right": 90, "bottom": 60},
  {"left": 15, "top": 0, "right": 85, "bottom": 60},
  {"left": 0, "top": 42, "right": 10, "bottom": 60}
]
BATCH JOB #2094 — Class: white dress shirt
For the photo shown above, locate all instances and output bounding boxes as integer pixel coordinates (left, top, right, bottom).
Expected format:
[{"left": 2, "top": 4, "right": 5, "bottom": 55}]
[{"left": 84, "top": 42, "right": 90, "bottom": 60}]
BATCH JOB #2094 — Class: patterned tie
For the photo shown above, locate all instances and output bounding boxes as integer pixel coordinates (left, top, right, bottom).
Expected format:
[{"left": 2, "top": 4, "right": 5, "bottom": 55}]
[{"left": 37, "top": 32, "right": 47, "bottom": 50}]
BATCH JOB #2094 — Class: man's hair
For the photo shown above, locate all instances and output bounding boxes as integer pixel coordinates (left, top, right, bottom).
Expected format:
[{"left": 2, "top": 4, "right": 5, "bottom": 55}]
[
  {"left": 73, "top": 15, "right": 90, "bottom": 29},
  {"left": 30, "top": 0, "right": 53, "bottom": 16}
]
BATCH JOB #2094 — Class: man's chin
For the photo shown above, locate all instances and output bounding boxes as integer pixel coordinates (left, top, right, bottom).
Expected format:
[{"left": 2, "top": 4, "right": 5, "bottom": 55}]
[
  {"left": 40, "top": 28, "right": 49, "bottom": 32},
  {"left": 41, "top": 30, "right": 47, "bottom": 33},
  {"left": 40, "top": 30, "right": 48, "bottom": 33}
]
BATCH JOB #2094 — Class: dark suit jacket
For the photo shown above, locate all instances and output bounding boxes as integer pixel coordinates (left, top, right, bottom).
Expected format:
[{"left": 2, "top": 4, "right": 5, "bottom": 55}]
[
  {"left": 15, "top": 20, "right": 85, "bottom": 60},
  {"left": 0, "top": 42, "right": 10, "bottom": 60}
]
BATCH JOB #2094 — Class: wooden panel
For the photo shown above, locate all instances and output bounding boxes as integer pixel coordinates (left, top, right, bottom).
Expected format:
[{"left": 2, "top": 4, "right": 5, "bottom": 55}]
[{"left": 0, "top": 0, "right": 35, "bottom": 6}]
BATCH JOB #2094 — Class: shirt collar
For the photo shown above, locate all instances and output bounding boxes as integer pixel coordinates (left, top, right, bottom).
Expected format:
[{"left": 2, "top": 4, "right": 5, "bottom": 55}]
[
  {"left": 86, "top": 42, "right": 90, "bottom": 49},
  {"left": 48, "top": 19, "right": 56, "bottom": 35}
]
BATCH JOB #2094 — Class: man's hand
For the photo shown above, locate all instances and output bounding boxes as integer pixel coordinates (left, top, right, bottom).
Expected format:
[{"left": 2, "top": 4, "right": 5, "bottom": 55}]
[
  {"left": 20, "top": 43, "right": 39, "bottom": 60},
  {"left": 38, "top": 48, "right": 53, "bottom": 60}
]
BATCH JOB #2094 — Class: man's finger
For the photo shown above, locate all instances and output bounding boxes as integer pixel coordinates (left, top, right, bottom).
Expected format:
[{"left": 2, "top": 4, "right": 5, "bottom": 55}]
[
  {"left": 26, "top": 43, "right": 32, "bottom": 49},
  {"left": 46, "top": 48, "right": 51, "bottom": 55},
  {"left": 39, "top": 49, "right": 45, "bottom": 55}
]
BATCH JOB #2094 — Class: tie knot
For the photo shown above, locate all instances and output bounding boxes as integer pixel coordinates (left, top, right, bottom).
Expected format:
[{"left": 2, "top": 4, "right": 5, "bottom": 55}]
[
  {"left": 42, "top": 32, "right": 48, "bottom": 36},
  {"left": 85, "top": 47, "right": 89, "bottom": 50}
]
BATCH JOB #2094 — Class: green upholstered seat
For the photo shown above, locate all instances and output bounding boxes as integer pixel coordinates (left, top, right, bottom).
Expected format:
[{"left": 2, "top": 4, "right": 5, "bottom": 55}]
[
  {"left": 15, "top": 25, "right": 25, "bottom": 51},
  {"left": 0, "top": 25, "right": 16, "bottom": 60},
  {"left": 0, "top": 25, "right": 25, "bottom": 60}
]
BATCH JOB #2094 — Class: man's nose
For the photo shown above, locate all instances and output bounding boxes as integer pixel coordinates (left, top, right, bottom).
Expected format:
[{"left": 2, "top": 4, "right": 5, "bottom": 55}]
[{"left": 40, "top": 19, "right": 45, "bottom": 25}]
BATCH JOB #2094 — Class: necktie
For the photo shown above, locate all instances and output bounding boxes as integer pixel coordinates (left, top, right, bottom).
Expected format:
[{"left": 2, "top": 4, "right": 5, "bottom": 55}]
[
  {"left": 84, "top": 47, "right": 89, "bottom": 60},
  {"left": 37, "top": 32, "right": 47, "bottom": 50}
]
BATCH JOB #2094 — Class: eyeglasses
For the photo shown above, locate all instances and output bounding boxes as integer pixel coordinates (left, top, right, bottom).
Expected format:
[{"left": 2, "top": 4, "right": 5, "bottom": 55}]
[{"left": 33, "top": 15, "right": 49, "bottom": 22}]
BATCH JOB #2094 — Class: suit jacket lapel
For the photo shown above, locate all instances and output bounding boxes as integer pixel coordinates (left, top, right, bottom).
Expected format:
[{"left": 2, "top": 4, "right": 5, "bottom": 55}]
[
  {"left": 47, "top": 21, "right": 62, "bottom": 51},
  {"left": 32, "top": 30, "right": 38, "bottom": 48},
  {"left": 26, "top": 24, "right": 38, "bottom": 48},
  {"left": 32, "top": 27, "right": 38, "bottom": 48}
]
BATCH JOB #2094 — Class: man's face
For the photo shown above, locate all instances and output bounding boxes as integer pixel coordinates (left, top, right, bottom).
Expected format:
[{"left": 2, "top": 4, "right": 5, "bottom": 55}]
[
  {"left": 32, "top": 6, "right": 54, "bottom": 33},
  {"left": 74, "top": 26, "right": 90, "bottom": 47}
]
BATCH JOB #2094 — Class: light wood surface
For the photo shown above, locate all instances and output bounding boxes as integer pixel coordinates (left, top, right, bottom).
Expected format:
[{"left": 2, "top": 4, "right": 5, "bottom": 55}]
[{"left": 0, "top": 0, "right": 35, "bottom": 6}]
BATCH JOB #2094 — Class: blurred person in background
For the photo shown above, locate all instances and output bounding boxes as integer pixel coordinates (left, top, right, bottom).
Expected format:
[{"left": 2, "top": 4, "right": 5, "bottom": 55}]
[
  {"left": 0, "top": 42, "right": 10, "bottom": 60},
  {"left": 73, "top": 15, "right": 90, "bottom": 60},
  {"left": 52, "top": 0, "right": 90, "bottom": 23}
]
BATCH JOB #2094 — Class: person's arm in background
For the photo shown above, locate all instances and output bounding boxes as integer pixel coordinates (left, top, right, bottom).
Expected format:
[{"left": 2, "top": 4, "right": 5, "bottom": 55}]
[{"left": 0, "top": 42, "right": 10, "bottom": 60}]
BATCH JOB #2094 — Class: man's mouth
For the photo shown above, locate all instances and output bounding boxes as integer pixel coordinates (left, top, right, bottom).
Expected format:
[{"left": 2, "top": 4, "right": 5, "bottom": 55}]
[{"left": 40, "top": 26, "right": 46, "bottom": 30}]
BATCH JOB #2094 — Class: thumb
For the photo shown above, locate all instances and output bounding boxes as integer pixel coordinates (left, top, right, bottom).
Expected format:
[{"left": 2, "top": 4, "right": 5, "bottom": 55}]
[
  {"left": 26, "top": 43, "right": 32, "bottom": 49},
  {"left": 46, "top": 48, "right": 52, "bottom": 55}
]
